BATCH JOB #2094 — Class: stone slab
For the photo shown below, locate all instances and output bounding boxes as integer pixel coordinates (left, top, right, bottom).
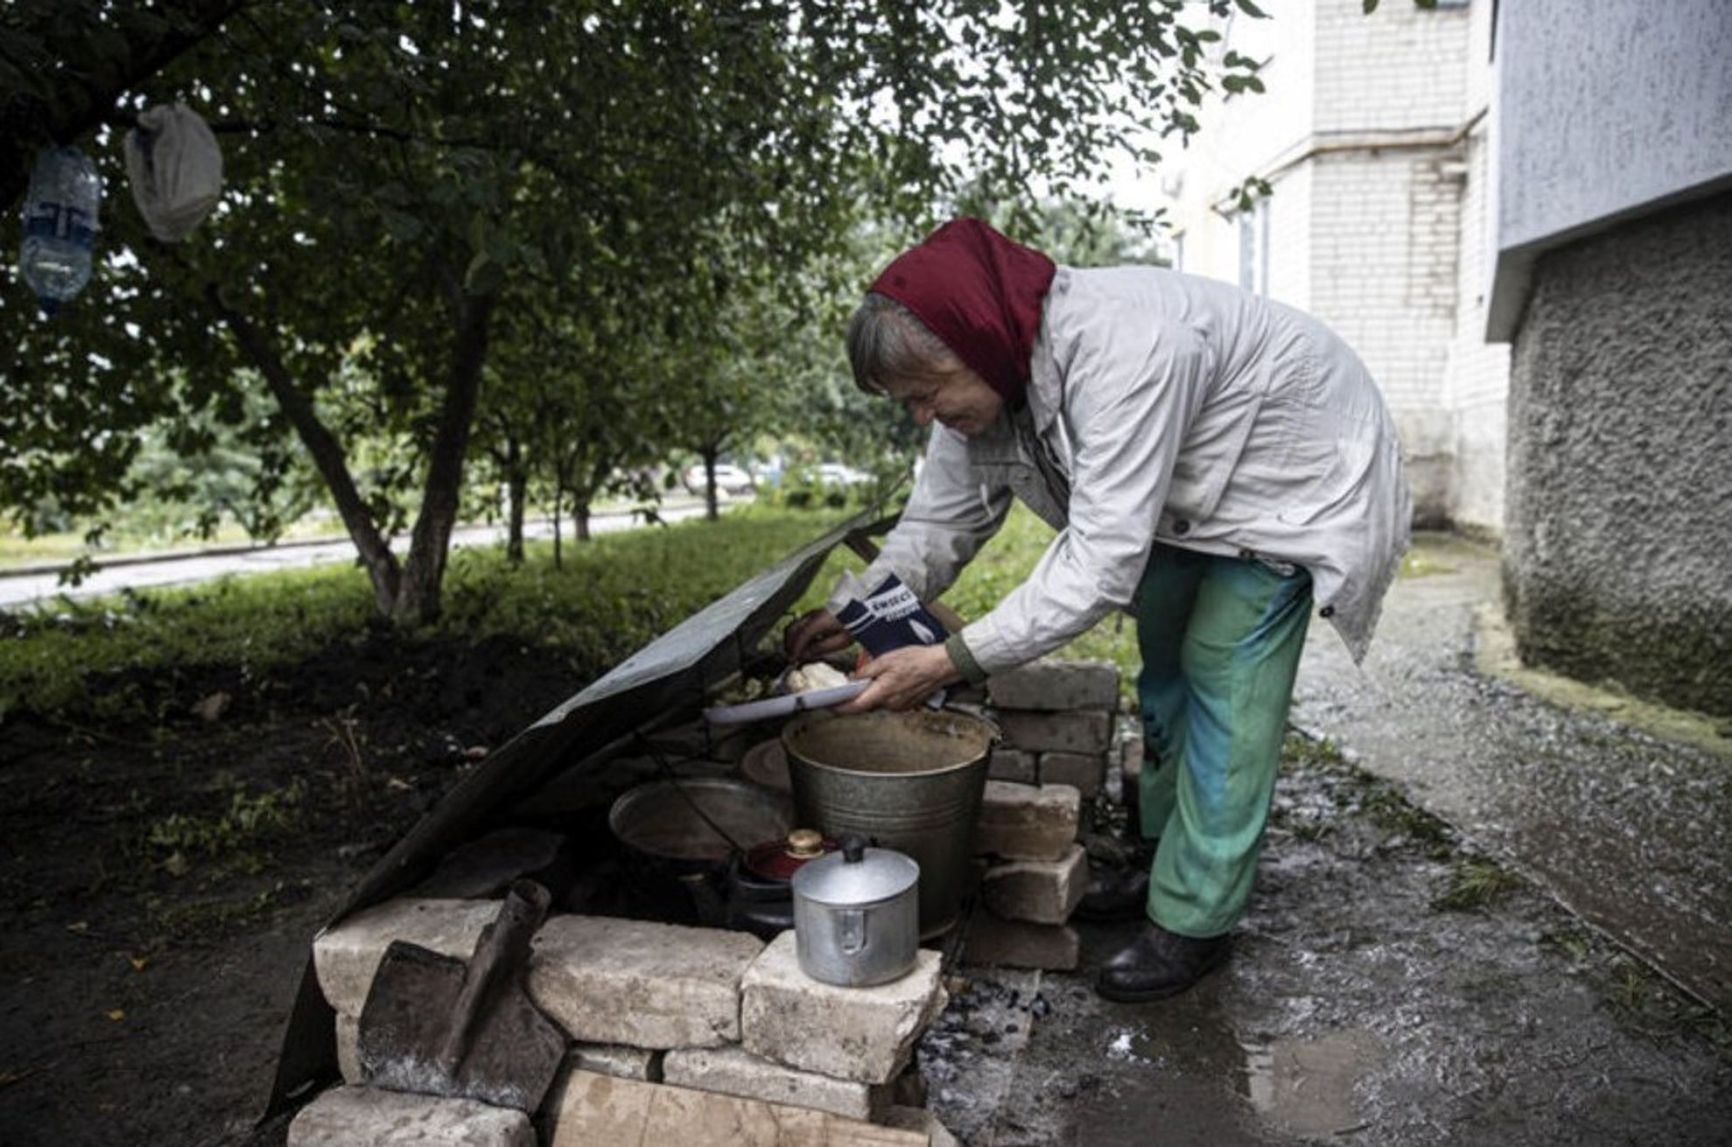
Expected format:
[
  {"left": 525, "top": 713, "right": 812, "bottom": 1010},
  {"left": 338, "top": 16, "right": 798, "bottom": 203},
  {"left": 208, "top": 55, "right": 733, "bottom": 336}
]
[
  {"left": 335, "top": 1013, "right": 363, "bottom": 1085},
  {"left": 529, "top": 915, "right": 764, "bottom": 1049},
  {"left": 566, "top": 1042, "right": 663, "bottom": 1082},
  {"left": 1038, "top": 751, "right": 1104, "bottom": 798},
  {"left": 314, "top": 898, "right": 502, "bottom": 1018},
  {"left": 884, "top": 1105, "right": 962, "bottom": 1147},
  {"left": 980, "top": 844, "right": 1088, "bottom": 925},
  {"left": 663, "top": 1046, "right": 888, "bottom": 1121},
  {"left": 974, "top": 782, "right": 1080, "bottom": 862},
  {"left": 996, "top": 709, "right": 1112, "bottom": 755},
  {"left": 963, "top": 915, "right": 1080, "bottom": 971},
  {"left": 288, "top": 1086, "right": 533, "bottom": 1147},
  {"left": 987, "top": 659, "right": 1120, "bottom": 711},
  {"left": 547, "top": 1071, "right": 927, "bottom": 1146},
  {"left": 987, "top": 748, "right": 1036, "bottom": 784},
  {"left": 741, "top": 932, "right": 948, "bottom": 1085}
]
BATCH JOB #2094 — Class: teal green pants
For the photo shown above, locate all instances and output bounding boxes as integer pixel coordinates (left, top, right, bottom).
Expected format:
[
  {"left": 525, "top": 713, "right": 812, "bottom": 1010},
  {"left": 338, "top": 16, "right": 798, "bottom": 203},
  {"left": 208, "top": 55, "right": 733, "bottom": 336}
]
[{"left": 1134, "top": 544, "right": 1312, "bottom": 938}]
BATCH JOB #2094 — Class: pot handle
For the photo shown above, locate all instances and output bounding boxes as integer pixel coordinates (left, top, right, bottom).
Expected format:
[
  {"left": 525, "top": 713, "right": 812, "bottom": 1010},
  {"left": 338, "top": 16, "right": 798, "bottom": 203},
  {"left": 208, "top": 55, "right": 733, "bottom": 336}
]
[{"left": 839, "top": 908, "right": 867, "bottom": 954}]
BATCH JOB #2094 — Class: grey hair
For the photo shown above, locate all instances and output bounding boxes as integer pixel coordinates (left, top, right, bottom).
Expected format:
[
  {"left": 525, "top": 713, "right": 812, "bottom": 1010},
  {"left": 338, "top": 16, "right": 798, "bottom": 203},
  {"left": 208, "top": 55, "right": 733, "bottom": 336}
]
[{"left": 846, "top": 292, "right": 962, "bottom": 396}]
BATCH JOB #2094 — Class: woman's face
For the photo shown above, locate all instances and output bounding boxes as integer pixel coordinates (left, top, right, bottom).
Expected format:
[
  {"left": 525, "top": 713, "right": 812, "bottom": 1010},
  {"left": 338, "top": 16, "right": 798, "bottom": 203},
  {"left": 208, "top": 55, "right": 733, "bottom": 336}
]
[{"left": 882, "top": 365, "right": 1003, "bottom": 438}]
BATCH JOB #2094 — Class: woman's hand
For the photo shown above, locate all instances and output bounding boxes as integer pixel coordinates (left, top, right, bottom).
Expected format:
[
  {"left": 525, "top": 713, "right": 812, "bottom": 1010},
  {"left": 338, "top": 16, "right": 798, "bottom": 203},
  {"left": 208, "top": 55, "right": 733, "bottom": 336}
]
[
  {"left": 839, "top": 643, "right": 962, "bottom": 713},
  {"left": 784, "top": 607, "right": 853, "bottom": 663}
]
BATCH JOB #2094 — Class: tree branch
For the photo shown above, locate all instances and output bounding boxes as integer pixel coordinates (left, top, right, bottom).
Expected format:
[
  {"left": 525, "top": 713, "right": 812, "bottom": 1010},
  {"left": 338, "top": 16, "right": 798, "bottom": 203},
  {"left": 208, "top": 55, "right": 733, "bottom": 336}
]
[{"left": 2, "top": 0, "right": 252, "bottom": 211}]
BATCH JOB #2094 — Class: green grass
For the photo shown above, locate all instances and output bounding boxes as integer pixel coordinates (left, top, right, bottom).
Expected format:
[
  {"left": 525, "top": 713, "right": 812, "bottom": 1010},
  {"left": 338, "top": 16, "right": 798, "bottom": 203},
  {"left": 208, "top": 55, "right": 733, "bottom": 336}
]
[
  {"left": 1432, "top": 856, "right": 1525, "bottom": 912},
  {"left": 1, "top": 507, "right": 857, "bottom": 722},
  {"left": 0, "top": 501, "right": 1260, "bottom": 725}
]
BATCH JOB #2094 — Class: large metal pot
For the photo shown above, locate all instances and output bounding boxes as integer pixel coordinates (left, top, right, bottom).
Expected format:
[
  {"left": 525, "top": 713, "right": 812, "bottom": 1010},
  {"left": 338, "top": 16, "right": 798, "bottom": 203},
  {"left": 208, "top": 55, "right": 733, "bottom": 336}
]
[
  {"left": 783, "top": 709, "right": 995, "bottom": 938},
  {"left": 792, "top": 836, "right": 919, "bottom": 987}
]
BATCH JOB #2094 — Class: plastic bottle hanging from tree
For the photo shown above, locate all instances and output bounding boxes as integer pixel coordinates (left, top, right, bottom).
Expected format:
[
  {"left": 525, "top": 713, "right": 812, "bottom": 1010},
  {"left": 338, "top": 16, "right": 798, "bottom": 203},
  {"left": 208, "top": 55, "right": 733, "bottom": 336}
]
[{"left": 19, "top": 145, "right": 102, "bottom": 316}]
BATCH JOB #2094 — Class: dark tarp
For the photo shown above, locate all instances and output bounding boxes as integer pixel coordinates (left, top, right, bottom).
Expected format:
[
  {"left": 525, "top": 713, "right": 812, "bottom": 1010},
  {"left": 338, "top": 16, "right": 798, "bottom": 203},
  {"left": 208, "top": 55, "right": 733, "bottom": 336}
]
[{"left": 264, "top": 508, "right": 894, "bottom": 1116}]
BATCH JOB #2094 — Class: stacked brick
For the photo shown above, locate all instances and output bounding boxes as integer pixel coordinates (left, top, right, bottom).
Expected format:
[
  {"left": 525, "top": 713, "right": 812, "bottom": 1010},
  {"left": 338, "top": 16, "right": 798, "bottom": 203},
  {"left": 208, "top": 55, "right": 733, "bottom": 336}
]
[
  {"left": 962, "top": 659, "right": 1121, "bottom": 971},
  {"left": 297, "top": 906, "right": 956, "bottom": 1145}
]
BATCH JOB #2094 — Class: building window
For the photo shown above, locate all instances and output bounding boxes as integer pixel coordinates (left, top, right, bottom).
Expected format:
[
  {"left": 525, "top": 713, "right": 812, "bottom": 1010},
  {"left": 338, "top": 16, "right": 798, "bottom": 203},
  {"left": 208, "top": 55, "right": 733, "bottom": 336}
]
[{"left": 1238, "top": 204, "right": 1270, "bottom": 295}]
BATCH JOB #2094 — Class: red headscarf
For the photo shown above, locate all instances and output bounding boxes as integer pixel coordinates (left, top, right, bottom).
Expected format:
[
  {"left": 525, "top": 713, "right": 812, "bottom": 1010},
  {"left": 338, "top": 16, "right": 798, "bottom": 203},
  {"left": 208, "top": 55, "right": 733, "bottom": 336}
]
[{"left": 870, "top": 217, "right": 1056, "bottom": 407}]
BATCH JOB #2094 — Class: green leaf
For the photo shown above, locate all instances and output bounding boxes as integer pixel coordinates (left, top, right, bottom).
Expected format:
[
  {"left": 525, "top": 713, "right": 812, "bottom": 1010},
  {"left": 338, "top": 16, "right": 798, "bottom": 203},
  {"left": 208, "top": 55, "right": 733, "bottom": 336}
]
[
  {"left": 1363, "top": 0, "right": 1381, "bottom": 11},
  {"left": 1234, "top": 0, "right": 1269, "bottom": 17}
]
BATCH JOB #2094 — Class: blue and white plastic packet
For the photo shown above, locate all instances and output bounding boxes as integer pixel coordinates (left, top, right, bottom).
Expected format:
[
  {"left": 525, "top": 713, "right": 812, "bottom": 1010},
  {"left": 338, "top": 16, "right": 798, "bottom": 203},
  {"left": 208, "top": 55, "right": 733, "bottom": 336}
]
[{"left": 832, "top": 571, "right": 949, "bottom": 657}]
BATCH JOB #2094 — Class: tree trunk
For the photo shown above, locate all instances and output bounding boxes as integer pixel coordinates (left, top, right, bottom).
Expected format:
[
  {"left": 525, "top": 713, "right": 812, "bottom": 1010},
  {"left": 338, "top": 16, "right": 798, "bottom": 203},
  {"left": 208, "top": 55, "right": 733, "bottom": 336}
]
[
  {"left": 574, "top": 501, "right": 591, "bottom": 542},
  {"left": 550, "top": 484, "right": 563, "bottom": 570},
  {"left": 702, "top": 446, "right": 720, "bottom": 522},
  {"left": 506, "top": 467, "right": 527, "bottom": 564},
  {"left": 212, "top": 288, "right": 402, "bottom": 615},
  {"left": 395, "top": 290, "right": 499, "bottom": 623}
]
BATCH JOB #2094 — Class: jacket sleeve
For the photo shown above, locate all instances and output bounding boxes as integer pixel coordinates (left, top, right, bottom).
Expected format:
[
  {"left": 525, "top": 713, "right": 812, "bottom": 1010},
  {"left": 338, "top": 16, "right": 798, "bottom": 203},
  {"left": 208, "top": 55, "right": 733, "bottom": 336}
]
[
  {"left": 958, "top": 317, "right": 1212, "bottom": 675},
  {"left": 826, "top": 424, "right": 1013, "bottom": 613}
]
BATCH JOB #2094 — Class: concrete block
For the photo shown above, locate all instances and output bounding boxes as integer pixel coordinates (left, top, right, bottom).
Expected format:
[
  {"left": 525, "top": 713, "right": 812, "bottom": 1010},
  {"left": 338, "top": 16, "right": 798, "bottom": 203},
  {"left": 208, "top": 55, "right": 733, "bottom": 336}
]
[
  {"left": 1038, "top": 751, "right": 1104, "bottom": 798},
  {"left": 546, "top": 1071, "right": 926, "bottom": 1146},
  {"left": 529, "top": 916, "right": 764, "bottom": 1049},
  {"left": 566, "top": 1042, "right": 663, "bottom": 1082},
  {"left": 410, "top": 827, "right": 566, "bottom": 899},
  {"left": 663, "top": 1046, "right": 889, "bottom": 1122},
  {"left": 288, "top": 1086, "right": 534, "bottom": 1147},
  {"left": 945, "top": 681, "right": 989, "bottom": 707},
  {"left": 964, "top": 915, "right": 1080, "bottom": 971},
  {"left": 974, "top": 782, "right": 1080, "bottom": 862},
  {"left": 740, "top": 931, "right": 948, "bottom": 1084},
  {"left": 883, "top": 1105, "right": 962, "bottom": 1147},
  {"left": 1118, "top": 723, "right": 1145, "bottom": 785},
  {"left": 987, "top": 747, "right": 1036, "bottom": 784},
  {"left": 541, "top": 1044, "right": 664, "bottom": 1131},
  {"left": 335, "top": 1013, "right": 363, "bottom": 1085},
  {"left": 987, "top": 659, "right": 1120, "bottom": 711},
  {"left": 980, "top": 844, "right": 1088, "bottom": 925},
  {"left": 996, "top": 709, "right": 1112, "bottom": 755},
  {"left": 314, "top": 898, "right": 502, "bottom": 1018}
]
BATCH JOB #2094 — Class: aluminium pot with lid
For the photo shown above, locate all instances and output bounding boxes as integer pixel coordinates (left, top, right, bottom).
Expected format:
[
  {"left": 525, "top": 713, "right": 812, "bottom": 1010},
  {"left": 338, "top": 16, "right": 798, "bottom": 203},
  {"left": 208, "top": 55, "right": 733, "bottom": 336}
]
[{"left": 791, "top": 834, "right": 920, "bottom": 987}]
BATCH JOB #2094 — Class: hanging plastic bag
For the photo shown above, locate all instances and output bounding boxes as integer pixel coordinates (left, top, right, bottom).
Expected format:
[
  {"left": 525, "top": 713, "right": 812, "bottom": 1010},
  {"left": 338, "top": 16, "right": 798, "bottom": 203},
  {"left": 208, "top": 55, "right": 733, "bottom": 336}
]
[{"left": 124, "top": 103, "right": 223, "bottom": 242}]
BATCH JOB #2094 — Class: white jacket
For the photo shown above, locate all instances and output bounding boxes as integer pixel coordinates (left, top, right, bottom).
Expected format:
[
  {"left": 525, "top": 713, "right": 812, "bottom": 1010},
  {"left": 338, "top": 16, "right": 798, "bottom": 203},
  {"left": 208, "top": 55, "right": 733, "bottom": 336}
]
[{"left": 840, "top": 266, "right": 1412, "bottom": 671}]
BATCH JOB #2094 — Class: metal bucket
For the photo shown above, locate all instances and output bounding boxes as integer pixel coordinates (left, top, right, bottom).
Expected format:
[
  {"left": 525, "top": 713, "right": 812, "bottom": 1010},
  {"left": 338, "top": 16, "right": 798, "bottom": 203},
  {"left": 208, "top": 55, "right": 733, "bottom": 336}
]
[{"left": 782, "top": 710, "right": 995, "bottom": 938}]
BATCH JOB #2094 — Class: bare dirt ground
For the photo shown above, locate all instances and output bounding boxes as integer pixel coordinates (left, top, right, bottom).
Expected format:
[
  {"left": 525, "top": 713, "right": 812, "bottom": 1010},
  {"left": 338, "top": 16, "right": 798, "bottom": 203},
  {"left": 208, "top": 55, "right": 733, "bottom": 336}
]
[{"left": 0, "top": 632, "right": 581, "bottom": 1147}]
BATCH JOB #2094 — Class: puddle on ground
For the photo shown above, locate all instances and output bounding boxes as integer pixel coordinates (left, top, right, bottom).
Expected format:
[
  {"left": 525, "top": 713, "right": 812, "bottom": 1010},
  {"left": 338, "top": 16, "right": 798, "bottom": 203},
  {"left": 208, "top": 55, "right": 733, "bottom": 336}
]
[{"left": 1237, "top": 1028, "right": 1383, "bottom": 1138}]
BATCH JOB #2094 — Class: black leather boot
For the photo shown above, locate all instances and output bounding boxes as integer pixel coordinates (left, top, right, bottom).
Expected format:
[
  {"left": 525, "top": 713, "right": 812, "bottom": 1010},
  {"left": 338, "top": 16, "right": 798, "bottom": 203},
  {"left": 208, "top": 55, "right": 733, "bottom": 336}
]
[
  {"left": 1074, "top": 847, "right": 1154, "bottom": 922},
  {"left": 1096, "top": 922, "right": 1232, "bottom": 1002},
  {"left": 1077, "top": 771, "right": 1155, "bottom": 921}
]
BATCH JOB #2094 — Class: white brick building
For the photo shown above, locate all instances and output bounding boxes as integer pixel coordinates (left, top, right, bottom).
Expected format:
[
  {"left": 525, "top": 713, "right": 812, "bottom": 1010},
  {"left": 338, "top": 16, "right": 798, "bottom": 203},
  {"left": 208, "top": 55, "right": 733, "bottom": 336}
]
[{"left": 1147, "top": 0, "right": 1509, "bottom": 532}]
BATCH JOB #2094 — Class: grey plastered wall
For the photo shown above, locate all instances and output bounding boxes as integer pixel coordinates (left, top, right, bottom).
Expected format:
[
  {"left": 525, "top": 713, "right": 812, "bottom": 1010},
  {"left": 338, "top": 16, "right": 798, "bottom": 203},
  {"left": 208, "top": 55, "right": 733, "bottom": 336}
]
[
  {"left": 1502, "top": 192, "right": 1732, "bottom": 717},
  {"left": 1486, "top": 0, "right": 1732, "bottom": 341}
]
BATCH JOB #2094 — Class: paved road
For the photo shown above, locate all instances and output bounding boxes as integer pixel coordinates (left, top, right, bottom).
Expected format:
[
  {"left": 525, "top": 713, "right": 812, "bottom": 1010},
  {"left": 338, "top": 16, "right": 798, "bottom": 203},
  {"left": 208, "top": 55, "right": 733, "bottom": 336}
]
[{"left": 0, "top": 501, "right": 716, "bottom": 611}]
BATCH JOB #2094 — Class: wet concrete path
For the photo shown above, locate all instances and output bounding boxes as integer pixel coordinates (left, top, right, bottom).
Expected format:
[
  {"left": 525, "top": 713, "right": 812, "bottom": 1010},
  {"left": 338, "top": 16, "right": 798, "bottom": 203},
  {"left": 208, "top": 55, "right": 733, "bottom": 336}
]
[
  {"left": 921, "top": 534, "right": 1731, "bottom": 1144},
  {"left": 1290, "top": 535, "right": 1732, "bottom": 1011},
  {"left": 925, "top": 738, "right": 1732, "bottom": 1145}
]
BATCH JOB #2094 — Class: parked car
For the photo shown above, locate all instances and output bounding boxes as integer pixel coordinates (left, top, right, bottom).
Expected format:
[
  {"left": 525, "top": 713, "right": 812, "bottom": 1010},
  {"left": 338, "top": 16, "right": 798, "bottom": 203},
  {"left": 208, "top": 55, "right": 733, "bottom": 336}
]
[
  {"left": 816, "top": 462, "right": 870, "bottom": 487},
  {"left": 683, "top": 462, "right": 756, "bottom": 497}
]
